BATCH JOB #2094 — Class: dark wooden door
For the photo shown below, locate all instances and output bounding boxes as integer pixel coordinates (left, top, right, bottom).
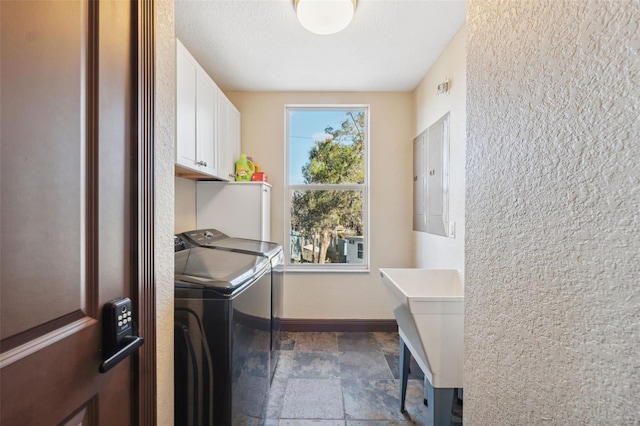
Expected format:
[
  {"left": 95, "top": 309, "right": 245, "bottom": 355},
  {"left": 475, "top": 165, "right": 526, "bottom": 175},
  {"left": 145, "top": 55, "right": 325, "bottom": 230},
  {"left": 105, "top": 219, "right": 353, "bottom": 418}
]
[{"left": 1, "top": 0, "right": 138, "bottom": 424}]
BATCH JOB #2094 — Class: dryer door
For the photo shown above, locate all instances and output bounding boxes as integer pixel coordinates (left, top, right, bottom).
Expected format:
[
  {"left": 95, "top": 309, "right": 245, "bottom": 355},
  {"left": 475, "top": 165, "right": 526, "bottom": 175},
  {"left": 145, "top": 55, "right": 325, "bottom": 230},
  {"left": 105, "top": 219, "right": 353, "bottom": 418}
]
[{"left": 175, "top": 307, "right": 214, "bottom": 426}]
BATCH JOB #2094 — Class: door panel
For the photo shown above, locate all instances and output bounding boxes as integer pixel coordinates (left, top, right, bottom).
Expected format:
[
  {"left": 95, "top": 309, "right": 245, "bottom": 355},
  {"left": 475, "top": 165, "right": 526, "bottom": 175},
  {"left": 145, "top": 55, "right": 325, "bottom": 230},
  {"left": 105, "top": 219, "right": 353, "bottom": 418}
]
[
  {"left": 413, "top": 133, "right": 427, "bottom": 232},
  {"left": 97, "top": 0, "right": 132, "bottom": 305},
  {"left": 1, "top": 0, "right": 136, "bottom": 424},
  {"left": 427, "top": 125, "right": 443, "bottom": 218},
  {"left": 1, "top": 0, "right": 86, "bottom": 343},
  {"left": 197, "top": 71, "right": 217, "bottom": 176},
  {"left": 176, "top": 40, "right": 198, "bottom": 169}
]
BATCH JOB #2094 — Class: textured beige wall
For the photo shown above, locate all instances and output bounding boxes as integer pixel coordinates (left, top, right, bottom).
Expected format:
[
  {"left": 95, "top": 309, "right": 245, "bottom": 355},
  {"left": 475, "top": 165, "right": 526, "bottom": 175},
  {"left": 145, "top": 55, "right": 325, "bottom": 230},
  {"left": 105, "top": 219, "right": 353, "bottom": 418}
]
[
  {"left": 155, "top": 0, "right": 175, "bottom": 424},
  {"left": 413, "top": 24, "right": 466, "bottom": 270},
  {"left": 466, "top": 1, "right": 640, "bottom": 424},
  {"left": 226, "top": 92, "right": 414, "bottom": 319},
  {"left": 174, "top": 176, "right": 196, "bottom": 233}
]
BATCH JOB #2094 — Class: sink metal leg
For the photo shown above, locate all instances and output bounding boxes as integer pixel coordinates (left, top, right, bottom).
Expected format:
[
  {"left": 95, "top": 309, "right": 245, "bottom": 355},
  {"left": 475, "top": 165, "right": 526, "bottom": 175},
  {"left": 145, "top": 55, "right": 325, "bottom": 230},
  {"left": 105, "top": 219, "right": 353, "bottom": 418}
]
[
  {"left": 399, "top": 336, "right": 411, "bottom": 412},
  {"left": 425, "top": 379, "right": 454, "bottom": 426}
]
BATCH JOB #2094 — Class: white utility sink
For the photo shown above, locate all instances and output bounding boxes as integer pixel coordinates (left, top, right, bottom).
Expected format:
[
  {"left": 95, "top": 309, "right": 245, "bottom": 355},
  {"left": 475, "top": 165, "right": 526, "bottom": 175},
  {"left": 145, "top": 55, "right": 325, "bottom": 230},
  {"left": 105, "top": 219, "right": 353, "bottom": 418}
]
[{"left": 380, "top": 268, "right": 464, "bottom": 388}]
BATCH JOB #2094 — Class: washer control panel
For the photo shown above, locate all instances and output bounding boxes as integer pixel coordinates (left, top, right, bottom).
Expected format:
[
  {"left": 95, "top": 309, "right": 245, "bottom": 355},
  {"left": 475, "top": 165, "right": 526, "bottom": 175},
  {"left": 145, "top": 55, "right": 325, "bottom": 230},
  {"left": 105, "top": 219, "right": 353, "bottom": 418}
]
[{"left": 180, "top": 229, "right": 229, "bottom": 246}]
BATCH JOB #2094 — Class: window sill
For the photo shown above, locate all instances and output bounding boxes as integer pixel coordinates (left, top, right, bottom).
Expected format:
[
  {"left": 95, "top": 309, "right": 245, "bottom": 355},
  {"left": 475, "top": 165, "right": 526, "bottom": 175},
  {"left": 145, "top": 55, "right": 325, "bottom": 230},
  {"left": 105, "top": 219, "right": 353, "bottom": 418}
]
[{"left": 285, "top": 266, "right": 370, "bottom": 273}]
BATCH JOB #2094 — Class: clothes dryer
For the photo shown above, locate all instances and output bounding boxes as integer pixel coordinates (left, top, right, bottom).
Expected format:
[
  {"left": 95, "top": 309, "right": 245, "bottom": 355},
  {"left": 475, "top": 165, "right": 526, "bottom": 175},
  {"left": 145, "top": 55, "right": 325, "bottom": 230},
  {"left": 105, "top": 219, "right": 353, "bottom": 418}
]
[
  {"left": 174, "top": 237, "right": 271, "bottom": 425},
  {"left": 178, "top": 229, "right": 284, "bottom": 382}
]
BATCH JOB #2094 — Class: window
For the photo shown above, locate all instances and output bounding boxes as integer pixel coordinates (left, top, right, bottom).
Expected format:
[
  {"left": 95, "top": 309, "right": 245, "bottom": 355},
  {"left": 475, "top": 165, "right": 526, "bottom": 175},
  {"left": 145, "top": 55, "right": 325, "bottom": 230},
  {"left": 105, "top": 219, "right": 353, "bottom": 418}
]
[{"left": 286, "top": 106, "right": 369, "bottom": 271}]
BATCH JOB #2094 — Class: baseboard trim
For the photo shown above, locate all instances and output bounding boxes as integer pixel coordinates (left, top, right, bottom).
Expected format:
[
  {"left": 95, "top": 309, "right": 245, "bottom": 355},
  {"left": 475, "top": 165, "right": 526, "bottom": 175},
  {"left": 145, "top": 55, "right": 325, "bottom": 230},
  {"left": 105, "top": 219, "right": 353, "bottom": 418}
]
[{"left": 280, "top": 318, "right": 398, "bottom": 333}]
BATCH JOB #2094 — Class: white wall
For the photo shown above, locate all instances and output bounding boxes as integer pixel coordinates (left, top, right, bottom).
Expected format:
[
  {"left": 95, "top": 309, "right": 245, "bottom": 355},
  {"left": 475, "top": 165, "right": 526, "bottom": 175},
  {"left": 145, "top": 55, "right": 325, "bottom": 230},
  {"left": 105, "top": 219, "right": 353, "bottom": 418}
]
[
  {"left": 174, "top": 176, "right": 196, "bottom": 233},
  {"left": 226, "top": 92, "right": 414, "bottom": 319},
  {"left": 466, "top": 0, "right": 640, "bottom": 423},
  {"left": 154, "top": 0, "right": 175, "bottom": 423},
  {"left": 412, "top": 24, "right": 466, "bottom": 270}
]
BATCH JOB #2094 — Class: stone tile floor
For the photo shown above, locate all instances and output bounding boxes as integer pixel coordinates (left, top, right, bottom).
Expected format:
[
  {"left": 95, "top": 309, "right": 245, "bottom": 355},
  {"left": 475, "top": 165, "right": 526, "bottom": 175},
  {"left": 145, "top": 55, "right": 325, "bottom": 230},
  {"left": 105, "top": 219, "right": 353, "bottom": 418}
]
[{"left": 263, "top": 331, "right": 463, "bottom": 425}]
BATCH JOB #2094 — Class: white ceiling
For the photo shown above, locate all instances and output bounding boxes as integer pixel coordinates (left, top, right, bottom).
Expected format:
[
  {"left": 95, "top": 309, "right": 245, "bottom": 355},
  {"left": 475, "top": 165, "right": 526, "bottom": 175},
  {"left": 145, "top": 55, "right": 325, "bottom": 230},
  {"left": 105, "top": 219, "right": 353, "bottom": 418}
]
[{"left": 175, "top": 0, "right": 467, "bottom": 92}]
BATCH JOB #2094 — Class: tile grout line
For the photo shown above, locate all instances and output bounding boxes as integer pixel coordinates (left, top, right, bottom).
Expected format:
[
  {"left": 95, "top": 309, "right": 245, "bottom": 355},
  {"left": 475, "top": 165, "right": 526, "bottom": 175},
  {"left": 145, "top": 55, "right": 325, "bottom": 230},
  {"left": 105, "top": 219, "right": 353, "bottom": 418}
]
[{"left": 272, "top": 331, "right": 455, "bottom": 425}]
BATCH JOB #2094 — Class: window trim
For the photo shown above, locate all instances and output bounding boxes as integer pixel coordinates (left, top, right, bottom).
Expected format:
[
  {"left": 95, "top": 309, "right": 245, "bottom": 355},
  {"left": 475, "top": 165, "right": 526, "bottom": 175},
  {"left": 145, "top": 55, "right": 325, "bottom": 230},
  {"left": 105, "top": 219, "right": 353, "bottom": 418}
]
[{"left": 284, "top": 104, "right": 370, "bottom": 272}]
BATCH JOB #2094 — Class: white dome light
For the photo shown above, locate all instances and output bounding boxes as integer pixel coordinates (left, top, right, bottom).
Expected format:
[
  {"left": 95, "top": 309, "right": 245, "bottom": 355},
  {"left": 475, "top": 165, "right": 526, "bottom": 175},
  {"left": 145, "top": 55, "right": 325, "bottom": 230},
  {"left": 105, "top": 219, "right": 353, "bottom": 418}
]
[{"left": 295, "top": 0, "right": 356, "bottom": 35}]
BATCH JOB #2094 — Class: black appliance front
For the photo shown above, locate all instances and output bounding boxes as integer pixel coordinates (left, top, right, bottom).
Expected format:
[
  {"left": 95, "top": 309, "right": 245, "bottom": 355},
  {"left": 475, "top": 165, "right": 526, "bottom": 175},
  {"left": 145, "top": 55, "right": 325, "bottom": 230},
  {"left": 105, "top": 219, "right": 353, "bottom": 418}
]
[
  {"left": 174, "top": 243, "right": 271, "bottom": 426},
  {"left": 174, "top": 306, "right": 213, "bottom": 425},
  {"left": 178, "top": 229, "right": 284, "bottom": 382}
]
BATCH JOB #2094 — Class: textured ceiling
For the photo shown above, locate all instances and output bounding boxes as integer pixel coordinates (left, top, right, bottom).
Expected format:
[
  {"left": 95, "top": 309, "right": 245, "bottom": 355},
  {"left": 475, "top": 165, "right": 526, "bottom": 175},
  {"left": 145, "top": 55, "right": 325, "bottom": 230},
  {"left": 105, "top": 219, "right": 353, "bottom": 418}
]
[{"left": 175, "top": 0, "right": 467, "bottom": 92}]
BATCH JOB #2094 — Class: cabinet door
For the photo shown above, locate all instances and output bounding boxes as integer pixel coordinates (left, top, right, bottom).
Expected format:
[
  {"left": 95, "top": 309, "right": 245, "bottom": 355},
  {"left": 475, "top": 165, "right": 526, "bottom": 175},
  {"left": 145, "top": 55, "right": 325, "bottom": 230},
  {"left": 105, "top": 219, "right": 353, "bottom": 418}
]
[
  {"left": 196, "top": 70, "right": 217, "bottom": 176},
  {"left": 176, "top": 41, "right": 198, "bottom": 170},
  {"left": 217, "top": 93, "right": 241, "bottom": 181},
  {"left": 426, "top": 114, "right": 449, "bottom": 236},
  {"left": 413, "top": 113, "right": 450, "bottom": 236},
  {"left": 216, "top": 92, "right": 232, "bottom": 180},
  {"left": 228, "top": 104, "right": 241, "bottom": 178},
  {"left": 413, "top": 132, "right": 427, "bottom": 232}
]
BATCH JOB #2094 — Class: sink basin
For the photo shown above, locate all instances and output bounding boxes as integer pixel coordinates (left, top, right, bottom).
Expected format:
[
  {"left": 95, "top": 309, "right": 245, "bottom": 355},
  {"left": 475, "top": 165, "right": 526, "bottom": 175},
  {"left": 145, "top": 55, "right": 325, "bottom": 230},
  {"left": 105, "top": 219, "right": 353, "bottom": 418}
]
[{"left": 380, "top": 268, "right": 464, "bottom": 388}]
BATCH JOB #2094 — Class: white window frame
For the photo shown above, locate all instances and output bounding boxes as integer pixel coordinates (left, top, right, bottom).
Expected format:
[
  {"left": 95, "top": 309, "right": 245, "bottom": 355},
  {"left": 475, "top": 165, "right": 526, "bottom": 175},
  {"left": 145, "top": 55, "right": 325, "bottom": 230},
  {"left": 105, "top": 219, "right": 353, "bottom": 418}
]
[{"left": 285, "top": 104, "right": 370, "bottom": 272}]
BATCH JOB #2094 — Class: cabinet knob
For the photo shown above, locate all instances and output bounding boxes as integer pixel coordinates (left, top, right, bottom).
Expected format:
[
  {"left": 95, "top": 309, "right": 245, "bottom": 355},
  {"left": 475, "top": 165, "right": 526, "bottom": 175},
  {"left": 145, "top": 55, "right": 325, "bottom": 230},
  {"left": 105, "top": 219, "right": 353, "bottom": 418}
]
[{"left": 203, "top": 161, "right": 207, "bottom": 167}]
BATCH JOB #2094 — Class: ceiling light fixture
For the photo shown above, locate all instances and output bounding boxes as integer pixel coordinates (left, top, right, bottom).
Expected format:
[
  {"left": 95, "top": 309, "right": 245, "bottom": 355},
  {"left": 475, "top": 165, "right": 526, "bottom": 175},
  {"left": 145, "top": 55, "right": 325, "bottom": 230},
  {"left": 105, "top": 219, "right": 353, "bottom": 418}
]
[{"left": 295, "top": 0, "right": 356, "bottom": 35}]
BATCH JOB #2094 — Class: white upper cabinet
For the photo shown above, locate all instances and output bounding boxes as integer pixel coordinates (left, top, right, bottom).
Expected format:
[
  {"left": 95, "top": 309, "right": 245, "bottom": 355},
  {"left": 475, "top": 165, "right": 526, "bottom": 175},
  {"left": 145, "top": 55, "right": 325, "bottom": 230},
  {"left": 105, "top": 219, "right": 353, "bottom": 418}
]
[
  {"left": 229, "top": 105, "right": 241, "bottom": 177},
  {"left": 176, "top": 40, "right": 198, "bottom": 169},
  {"left": 176, "top": 39, "right": 217, "bottom": 176},
  {"left": 176, "top": 39, "right": 241, "bottom": 180},
  {"left": 195, "top": 69, "right": 217, "bottom": 176},
  {"left": 216, "top": 92, "right": 241, "bottom": 181}
]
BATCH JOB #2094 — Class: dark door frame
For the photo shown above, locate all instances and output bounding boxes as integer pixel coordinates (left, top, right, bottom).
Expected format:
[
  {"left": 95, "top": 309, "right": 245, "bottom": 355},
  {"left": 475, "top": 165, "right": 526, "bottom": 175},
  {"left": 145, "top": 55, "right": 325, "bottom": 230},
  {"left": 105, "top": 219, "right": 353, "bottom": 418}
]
[{"left": 135, "top": 0, "right": 157, "bottom": 423}]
